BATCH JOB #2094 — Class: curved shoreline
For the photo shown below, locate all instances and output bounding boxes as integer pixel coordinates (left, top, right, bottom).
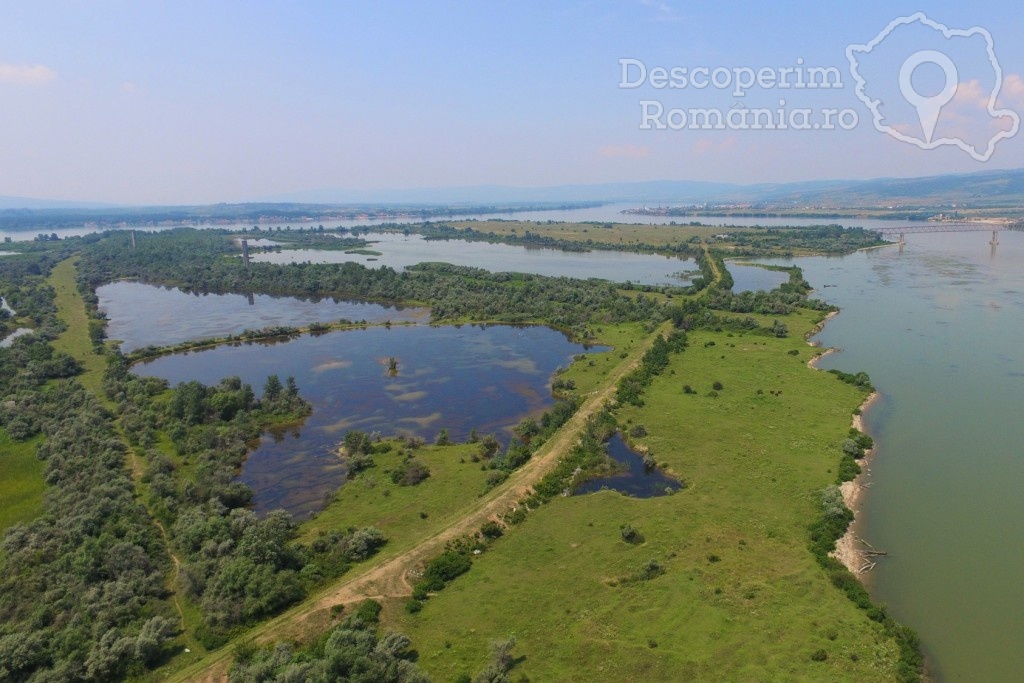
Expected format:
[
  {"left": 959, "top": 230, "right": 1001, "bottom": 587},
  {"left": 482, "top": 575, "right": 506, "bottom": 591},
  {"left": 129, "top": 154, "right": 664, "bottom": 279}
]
[{"left": 806, "top": 310, "right": 879, "bottom": 577}]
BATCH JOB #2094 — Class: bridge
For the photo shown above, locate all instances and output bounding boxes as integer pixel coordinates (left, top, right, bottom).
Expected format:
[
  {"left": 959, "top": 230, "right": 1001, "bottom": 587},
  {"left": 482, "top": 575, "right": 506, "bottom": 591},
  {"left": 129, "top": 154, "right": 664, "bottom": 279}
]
[{"left": 873, "top": 222, "right": 1023, "bottom": 247}]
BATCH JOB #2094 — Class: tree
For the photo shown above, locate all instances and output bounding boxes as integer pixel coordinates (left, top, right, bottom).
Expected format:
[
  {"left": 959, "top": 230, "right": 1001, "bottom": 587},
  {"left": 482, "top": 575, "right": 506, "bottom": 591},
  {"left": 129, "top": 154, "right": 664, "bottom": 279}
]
[{"left": 263, "top": 374, "right": 282, "bottom": 401}]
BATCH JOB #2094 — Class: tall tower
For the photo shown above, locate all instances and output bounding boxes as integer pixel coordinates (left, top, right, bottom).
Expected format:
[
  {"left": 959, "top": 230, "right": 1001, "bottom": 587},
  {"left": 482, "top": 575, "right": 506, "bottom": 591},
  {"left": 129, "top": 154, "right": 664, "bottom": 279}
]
[{"left": 241, "top": 239, "right": 250, "bottom": 267}]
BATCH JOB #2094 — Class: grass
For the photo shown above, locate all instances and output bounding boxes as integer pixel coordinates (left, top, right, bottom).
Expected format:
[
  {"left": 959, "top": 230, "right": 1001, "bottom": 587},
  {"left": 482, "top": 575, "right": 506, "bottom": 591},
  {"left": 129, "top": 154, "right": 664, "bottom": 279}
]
[
  {"left": 48, "top": 257, "right": 107, "bottom": 396},
  {"left": 299, "top": 443, "right": 497, "bottom": 556},
  {"left": 388, "top": 310, "right": 905, "bottom": 681},
  {"left": 0, "top": 430, "right": 45, "bottom": 534},
  {"left": 558, "top": 322, "right": 649, "bottom": 397},
  {"left": 454, "top": 219, "right": 747, "bottom": 249}
]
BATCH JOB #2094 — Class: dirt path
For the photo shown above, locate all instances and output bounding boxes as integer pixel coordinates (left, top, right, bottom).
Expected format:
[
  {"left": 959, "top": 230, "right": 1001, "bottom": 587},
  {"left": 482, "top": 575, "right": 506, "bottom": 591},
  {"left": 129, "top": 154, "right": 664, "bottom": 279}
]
[{"left": 176, "top": 321, "right": 672, "bottom": 683}]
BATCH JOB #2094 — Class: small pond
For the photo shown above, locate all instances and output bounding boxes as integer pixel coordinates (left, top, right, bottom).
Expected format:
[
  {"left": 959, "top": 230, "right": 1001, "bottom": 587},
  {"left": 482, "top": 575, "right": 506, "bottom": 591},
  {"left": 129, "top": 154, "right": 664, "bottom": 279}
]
[{"left": 574, "top": 432, "right": 682, "bottom": 497}]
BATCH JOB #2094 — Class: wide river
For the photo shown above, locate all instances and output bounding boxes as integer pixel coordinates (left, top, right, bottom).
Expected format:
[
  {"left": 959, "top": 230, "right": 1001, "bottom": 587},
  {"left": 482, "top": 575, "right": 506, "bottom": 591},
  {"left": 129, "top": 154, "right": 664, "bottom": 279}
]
[
  {"left": 766, "top": 230, "right": 1024, "bottom": 681},
  {"left": 0, "top": 204, "right": 906, "bottom": 242}
]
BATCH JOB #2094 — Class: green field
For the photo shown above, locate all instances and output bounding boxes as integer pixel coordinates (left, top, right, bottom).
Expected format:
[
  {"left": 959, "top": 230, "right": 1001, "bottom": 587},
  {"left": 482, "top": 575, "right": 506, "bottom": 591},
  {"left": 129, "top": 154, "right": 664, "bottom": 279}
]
[
  {"left": 48, "top": 257, "right": 107, "bottom": 396},
  {"left": 0, "top": 430, "right": 45, "bottom": 533},
  {"left": 299, "top": 442, "right": 495, "bottom": 555},
  {"left": 454, "top": 219, "right": 743, "bottom": 248},
  {"left": 389, "top": 311, "right": 904, "bottom": 681}
]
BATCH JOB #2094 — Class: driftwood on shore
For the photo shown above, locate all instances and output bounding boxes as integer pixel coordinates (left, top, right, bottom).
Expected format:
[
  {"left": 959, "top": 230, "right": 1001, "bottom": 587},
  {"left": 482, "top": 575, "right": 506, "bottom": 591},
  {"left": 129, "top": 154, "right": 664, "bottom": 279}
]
[{"left": 851, "top": 534, "right": 888, "bottom": 573}]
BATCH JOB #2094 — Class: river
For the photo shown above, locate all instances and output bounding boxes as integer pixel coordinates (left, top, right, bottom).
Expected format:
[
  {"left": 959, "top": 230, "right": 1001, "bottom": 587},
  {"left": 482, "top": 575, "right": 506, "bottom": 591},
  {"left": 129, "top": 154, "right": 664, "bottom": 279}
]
[
  {"left": 763, "top": 230, "right": 1024, "bottom": 681},
  {"left": 0, "top": 204, "right": 907, "bottom": 242}
]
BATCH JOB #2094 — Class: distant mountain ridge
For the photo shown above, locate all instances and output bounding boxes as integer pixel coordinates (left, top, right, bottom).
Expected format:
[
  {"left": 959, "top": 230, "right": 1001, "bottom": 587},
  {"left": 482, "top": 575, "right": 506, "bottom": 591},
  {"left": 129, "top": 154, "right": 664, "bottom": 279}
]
[
  {"left": 260, "top": 168, "right": 1024, "bottom": 207},
  {"left": 3, "top": 168, "right": 1023, "bottom": 210},
  {"left": 0, "top": 195, "right": 116, "bottom": 210}
]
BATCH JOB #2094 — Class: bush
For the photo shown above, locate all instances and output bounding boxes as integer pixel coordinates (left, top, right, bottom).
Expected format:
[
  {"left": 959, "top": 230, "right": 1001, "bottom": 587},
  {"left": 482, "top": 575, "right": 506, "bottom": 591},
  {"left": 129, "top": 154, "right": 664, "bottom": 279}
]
[
  {"left": 480, "top": 521, "right": 504, "bottom": 540},
  {"left": 712, "top": 381, "right": 724, "bottom": 391},
  {"left": 484, "top": 470, "right": 508, "bottom": 491},
  {"left": 419, "top": 550, "right": 472, "bottom": 592},
  {"left": 391, "top": 458, "right": 430, "bottom": 486},
  {"left": 811, "top": 649, "right": 828, "bottom": 662},
  {"left": 355, "top": 599, "right": 382, "bottom": 624},
  {"left": 620, "top": 524, "right": 643, "bottom": 544}
]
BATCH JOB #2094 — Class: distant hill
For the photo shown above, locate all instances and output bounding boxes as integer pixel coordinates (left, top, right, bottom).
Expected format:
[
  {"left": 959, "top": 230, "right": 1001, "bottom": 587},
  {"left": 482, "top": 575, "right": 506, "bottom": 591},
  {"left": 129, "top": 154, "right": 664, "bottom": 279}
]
[
  {"left": 3, "top": 168, "right": 1023, "bottom": 220},
  {"left": 0, "top": 195, "right": 115, "bottom": 210},
  {"left": 261, "top": 180, "right": 744, "bottom": 205},
  {"left": 259, "top": 169, "right": 1024, "bottom": 208}
]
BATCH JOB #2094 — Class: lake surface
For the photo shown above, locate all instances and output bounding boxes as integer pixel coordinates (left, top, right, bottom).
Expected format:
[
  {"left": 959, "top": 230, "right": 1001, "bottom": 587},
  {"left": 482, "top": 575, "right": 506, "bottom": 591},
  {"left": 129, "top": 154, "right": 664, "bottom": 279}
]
[
  {"left": 250, "top": 232, "right": 699, "bottom": 287},
  {"left": 133, "top": 324, "right": 600, "bottom": 520},
  {"left": 762, "top": 231, "right": 1024, "bottom": 681},
  {"left": 574, "top": 432, "right": 682, "bottom": 497},
  {"left": 98, "top": 281, "right": 427, "bottom": 352},
  {"left": 248, "top": 231, "right": 788, "bottom": 292}
]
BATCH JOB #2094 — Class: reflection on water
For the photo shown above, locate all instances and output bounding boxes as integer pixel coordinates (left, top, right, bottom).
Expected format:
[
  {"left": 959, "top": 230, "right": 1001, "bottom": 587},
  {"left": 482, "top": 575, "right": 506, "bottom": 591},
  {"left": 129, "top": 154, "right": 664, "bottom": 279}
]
[
  {"left": 133, "top": 324, "right": 602, "bottom": 520},
  {"left": 251, "top": 232, "right": 787, "bottom": 292},
  {"left": 759, "top": 231, "right": 1024, "bottom": 681},
  {"left": 0, "top": 205, "right": 909, "bottom": 243},
  {"left": 252, "top": 232, "right": 697, "bottom": 287},
  {"left": 98, "top": 281, "right": 427, "bottom": 352},
  {"left": 574, "top": 432, "right": 681, "bottom": 497}
]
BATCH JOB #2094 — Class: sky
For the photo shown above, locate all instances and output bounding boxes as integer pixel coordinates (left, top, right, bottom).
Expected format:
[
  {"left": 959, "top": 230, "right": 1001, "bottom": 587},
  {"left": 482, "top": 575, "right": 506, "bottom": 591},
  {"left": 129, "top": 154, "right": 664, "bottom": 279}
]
[{"left": 1, "top": 0, "right": 1022, "bottom": 205}]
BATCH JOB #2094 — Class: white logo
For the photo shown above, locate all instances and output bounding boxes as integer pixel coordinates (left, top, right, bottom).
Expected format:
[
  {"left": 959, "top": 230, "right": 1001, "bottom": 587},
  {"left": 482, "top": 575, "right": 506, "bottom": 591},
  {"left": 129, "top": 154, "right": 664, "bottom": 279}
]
[{"left": 847, "top": 12, "right": 1019, "bottom": 161}]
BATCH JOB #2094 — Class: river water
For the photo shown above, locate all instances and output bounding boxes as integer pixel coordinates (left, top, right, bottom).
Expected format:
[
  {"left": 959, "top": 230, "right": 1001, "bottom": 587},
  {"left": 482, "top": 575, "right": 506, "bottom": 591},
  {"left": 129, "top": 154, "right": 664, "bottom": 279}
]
[
  {"left": 762, "top": 230, "right": 1024, "bottom": 681},
  {"left": 0, "top": 205, "right": 906, "bottom": 242}
]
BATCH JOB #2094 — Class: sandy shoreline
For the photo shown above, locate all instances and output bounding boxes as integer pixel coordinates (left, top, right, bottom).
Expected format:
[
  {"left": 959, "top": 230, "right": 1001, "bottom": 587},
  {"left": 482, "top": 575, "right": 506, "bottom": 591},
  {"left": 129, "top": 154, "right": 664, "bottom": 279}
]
[
  {"left": 831, "top": 391, "right": 880, "bottom": 574},
  {"left": 805, "top": 310, "right": 880, "bottom": 576}
]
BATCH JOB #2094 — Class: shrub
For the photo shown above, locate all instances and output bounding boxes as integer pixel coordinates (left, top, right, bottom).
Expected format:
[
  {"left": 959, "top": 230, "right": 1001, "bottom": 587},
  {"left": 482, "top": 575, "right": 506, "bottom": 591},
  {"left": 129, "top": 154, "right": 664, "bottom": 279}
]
[
  {"left": 418, "top": 550, "right": 472, "bottom": 592},
  {"left": 391, "top": 459, "right": 430, "bottom": 486},
  {"left": 811, "top": 649, "right": 828, "bottom": 662},
  {"left": 480, "top": 521, "right": 504, "bottom": 540},
  {"left": 355, "top": 599, "right": 382, "bottom": 624},
  {"left": 712, "top": 381, "right": 724, "bottom": 391},
  {"left": 620, "top": 524, "right": 643, "bottom": 544}
]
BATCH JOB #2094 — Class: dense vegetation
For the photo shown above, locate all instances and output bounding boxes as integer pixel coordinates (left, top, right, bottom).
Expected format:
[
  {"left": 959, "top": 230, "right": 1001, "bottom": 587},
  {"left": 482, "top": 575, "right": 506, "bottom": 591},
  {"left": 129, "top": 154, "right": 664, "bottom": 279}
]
[
  {"left": 0, "top": 253, "right": 173, "bottom": 681},
  {"left": 719, "top": 224, "right": 887, "bottom": 255},
  {"left": 76, "top": 229, "right": 667, "bottom": 333},
  {"left": 229, "top": 600, "right": 429, "bottom": 682},
  {"left": 103, "top": 358, "right": 389, "bottom": 647}
]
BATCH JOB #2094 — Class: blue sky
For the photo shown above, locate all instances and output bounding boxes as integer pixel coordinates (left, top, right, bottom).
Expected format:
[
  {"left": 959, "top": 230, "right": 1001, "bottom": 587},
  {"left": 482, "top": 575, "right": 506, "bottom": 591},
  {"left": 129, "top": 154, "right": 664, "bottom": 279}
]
[{"left": 1, "top": 1, "right": 1022, "bottom": 204}]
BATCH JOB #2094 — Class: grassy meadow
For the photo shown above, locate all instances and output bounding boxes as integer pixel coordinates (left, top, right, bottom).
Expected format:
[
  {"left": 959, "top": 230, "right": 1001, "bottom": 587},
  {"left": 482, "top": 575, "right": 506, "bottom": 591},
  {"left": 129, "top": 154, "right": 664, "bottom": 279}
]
[
  {"left": 0, "top": 430, "right": 45, "bottom": 534},
  {"left": 387, "top": 310, "right": 905, "bottom": 681},
  {"left": 299, "top": 443, "right": 496, "bottom": 560}
]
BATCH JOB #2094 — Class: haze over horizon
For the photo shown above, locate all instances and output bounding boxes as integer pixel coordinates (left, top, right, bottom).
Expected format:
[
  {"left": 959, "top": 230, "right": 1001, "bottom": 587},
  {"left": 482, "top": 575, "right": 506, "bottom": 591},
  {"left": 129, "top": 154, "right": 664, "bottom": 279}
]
[{"left": 2, "top": 1, "right": 1022, "bottom": 205}]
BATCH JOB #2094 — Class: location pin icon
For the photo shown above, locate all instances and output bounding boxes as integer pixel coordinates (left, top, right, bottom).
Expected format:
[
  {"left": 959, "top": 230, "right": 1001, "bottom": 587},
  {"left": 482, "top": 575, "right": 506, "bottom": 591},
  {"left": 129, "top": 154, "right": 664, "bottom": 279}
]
[{"left": 899, "top": 50, "right": 959, "bottom": 144}]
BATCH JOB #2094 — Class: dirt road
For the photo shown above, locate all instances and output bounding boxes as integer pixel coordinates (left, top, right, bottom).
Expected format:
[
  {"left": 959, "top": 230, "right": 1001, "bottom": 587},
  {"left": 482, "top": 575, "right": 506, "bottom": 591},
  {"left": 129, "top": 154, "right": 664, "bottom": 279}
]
[{"left": 176, "top": 322, "right": 672, "bottom": 682}]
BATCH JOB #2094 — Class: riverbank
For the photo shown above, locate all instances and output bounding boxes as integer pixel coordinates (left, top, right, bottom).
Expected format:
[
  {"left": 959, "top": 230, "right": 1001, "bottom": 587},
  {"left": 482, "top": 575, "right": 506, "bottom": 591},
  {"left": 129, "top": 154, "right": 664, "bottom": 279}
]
[
  {"left": 806, "top": 309, "right": 880, "bottom": 577},
  {"left": 832, "top": 391, "right": 880, "bottom": 574}
]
